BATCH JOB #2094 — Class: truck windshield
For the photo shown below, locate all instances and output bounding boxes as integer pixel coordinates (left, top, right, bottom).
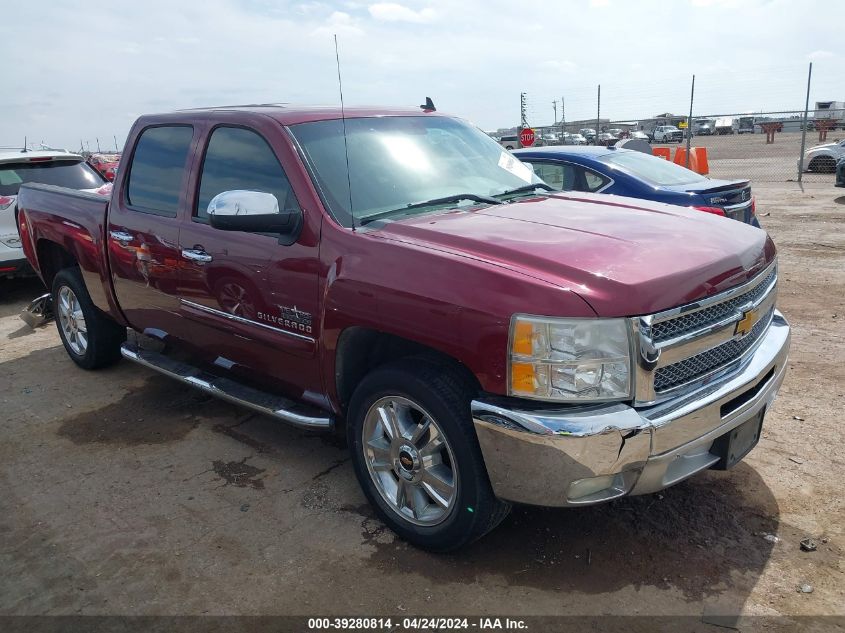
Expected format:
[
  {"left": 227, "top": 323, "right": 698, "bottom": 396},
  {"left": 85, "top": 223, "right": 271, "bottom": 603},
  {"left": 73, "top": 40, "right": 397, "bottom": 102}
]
[
  {"left": 599, "top": 150, "right": 708, "bottom": 186},
  {"left": 0, "top": 160, "right": 104, "bottom": 196},
  {"left": 289, "top": 116, "right": 544, "bottom": 227}
]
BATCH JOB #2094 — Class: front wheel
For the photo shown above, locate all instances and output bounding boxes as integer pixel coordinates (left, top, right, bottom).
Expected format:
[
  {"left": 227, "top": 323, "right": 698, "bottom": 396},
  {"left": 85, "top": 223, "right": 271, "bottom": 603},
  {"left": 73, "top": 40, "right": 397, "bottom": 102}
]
[{"left": 347, "top": 359, "right": 510, "bottom": 551}]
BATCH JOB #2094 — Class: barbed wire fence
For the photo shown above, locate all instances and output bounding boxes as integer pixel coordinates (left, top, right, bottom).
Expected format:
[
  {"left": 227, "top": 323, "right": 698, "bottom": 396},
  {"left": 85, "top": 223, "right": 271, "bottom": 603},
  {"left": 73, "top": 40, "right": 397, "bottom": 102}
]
[{"left": 504, "top": 62, "right": 842, "bottom": 184}]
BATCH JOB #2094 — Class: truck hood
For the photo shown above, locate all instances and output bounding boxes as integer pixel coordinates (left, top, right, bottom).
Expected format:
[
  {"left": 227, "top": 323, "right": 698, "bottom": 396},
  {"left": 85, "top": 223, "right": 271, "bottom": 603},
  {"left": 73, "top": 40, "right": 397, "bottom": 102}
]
[{"left": 373, "top": 193, "right": 775, "bottom": 317}]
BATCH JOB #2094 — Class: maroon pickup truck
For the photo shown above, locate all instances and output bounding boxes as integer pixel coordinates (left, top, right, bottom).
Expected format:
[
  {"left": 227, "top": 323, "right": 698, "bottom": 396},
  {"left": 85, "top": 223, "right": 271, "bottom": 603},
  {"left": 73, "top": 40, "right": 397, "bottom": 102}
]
[{"left": 17, "top": 105, "right": 790, "bottom": 551}]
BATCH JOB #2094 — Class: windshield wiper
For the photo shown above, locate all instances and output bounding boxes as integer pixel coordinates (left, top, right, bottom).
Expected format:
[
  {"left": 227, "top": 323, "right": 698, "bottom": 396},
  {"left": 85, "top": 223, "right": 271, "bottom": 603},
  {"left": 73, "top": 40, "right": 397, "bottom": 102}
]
[
  {"left": 359, "top": 193, "right": 502, "bottom": 226},
  {"left": 494, "top": 183, "right": 554, "bottom": 199}
]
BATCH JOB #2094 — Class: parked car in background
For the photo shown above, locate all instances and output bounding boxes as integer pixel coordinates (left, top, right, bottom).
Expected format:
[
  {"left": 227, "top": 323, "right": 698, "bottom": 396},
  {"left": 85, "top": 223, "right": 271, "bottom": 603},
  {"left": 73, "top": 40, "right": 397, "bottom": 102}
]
[
  {"left": 87, "top": 153, "right": 121, "bottom": 181},
  {"left": 836, "top": 156, "right": 845, "bottom": 187},
  {"left": 17, "top": 104, "right": 788, "bottom": 551},
  {"left": 694, "top": 120, "right": 713, "bottom": 136},
  {"left": 800, "top": 139, "right": 845, "bottom": 173},
  {"left": 596, "top": 132, "right": 618, "bottom": 146},
  {"left": 606, "top": 128, "right": 623, "bottom": 137},
  {"left": 540, "top": 132, "right": 560, "bottom": 145},
  {"left": 652, "top": 125, "right": 684, "bottom": 143},
  {"left": 562, "top": 133, "right": 587, "bottom": 145},
  {"left": 579, "top": 128, "right": 596, "bottom": 143},
  {"left": 513, "top": 145, "right": 760, "bottom": 226},
  {"left": 0, "top": 149, "right": 106, "bottom": 278},
  {"left": 628, "top": 130, "right": 650, "bottom": 141},
  {"left": 498, "top": 135, "right": 519, "bottom": 150}
]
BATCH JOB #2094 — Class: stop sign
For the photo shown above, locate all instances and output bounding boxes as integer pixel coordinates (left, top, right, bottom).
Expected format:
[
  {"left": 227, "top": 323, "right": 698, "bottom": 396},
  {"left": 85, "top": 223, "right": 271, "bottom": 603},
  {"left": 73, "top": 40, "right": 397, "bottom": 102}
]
[{"left": 520, "top": 127, "right": 536, "bottom": 147}]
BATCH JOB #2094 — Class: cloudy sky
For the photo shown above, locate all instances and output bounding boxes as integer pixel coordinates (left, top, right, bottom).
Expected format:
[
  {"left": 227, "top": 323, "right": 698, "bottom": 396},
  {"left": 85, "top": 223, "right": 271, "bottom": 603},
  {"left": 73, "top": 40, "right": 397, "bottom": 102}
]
[{"left": 2, "top": 0, "right": 841, "bottom": 150}]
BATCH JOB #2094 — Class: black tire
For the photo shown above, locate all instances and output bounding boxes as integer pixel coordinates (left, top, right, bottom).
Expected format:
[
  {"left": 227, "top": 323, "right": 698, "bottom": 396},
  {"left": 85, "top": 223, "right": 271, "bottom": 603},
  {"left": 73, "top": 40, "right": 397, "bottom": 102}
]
[
  {"left": 347, "top": 358, "right": 510, "bottom": 552},
  {"left": 52, "top": 267, "right": 126, "bottom": 369},
  {"left": 808, "top": 156, "right": 836, "bottom": 173}
]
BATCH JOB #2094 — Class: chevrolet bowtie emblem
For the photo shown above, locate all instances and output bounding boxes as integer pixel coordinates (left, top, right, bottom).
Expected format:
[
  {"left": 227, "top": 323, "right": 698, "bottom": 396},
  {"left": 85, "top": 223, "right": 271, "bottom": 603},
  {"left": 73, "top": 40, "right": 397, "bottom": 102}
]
[{"left": 734, "top": 307, "right": 759, "bottom": 337}]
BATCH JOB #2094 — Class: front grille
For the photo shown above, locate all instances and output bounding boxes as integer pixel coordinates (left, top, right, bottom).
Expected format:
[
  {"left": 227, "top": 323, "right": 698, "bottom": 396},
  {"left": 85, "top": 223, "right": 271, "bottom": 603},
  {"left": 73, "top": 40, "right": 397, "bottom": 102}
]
[
  {"left": 654, "top": 307, "right": 774, "bottom": 392},
  {"left": 651, "top": 268, "right": 776, "bottom": 343}
]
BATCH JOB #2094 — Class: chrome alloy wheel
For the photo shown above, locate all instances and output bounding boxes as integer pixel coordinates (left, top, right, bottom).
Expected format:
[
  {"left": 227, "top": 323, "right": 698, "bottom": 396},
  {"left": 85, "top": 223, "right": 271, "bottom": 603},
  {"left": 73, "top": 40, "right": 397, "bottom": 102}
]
[
  {"left": 57, "top": 286, "right": 87, "bottom": 355},
  {"left": 362, "top": 396, "right": 458, "bottom": 526}
]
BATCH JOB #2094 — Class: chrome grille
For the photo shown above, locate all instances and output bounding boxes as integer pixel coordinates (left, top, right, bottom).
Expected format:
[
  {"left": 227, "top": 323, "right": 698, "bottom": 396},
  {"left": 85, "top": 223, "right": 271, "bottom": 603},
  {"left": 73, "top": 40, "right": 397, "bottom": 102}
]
[
  {"left": 651, "top": 268, "right": 776, "bottom": 343},
  {"left": 654, "top": 307, "right": 774, "bottom": 392}
]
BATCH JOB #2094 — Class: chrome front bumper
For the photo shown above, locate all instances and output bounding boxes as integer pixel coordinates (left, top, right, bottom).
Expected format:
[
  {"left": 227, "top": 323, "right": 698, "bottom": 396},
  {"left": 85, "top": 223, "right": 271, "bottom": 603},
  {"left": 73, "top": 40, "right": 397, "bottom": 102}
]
[{"left": 471, "top": 311, "right": 790, "bottom": 507}]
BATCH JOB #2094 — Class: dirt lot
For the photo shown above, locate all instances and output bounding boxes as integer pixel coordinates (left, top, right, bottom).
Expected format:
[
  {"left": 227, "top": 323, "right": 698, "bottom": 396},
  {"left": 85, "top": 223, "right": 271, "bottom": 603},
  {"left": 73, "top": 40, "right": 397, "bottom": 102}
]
[
  {"left": 1, "top": 183, "right": 843, "bottom": 629},
  {"left": 652, "top": 131, "right": 840, "bottom": 183}
]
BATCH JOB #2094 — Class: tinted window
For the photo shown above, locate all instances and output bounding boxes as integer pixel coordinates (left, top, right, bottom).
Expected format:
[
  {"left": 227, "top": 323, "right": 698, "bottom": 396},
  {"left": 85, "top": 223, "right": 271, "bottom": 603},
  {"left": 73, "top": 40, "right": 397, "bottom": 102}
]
[
  {"left": 600, "top": 150, "right": 707, "bottom": 186},
  {"left": 0, "top": 160, "right": 104, "bottom": 196},
  {"left": 196, "top": 127, "right": 300, "bottom": 219},
  {"left": 127, "top": 126, "right": 193, "bottom": 215},
  {"left": 525, "top": 161, "right": 576, "bottom": 191}
]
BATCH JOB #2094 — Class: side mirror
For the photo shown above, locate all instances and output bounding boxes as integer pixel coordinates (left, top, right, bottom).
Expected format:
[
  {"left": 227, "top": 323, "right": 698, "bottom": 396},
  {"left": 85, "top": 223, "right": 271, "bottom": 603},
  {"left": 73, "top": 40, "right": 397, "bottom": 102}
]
[{"left": 207, "top": 190, "right": 300, "bottom": 233}]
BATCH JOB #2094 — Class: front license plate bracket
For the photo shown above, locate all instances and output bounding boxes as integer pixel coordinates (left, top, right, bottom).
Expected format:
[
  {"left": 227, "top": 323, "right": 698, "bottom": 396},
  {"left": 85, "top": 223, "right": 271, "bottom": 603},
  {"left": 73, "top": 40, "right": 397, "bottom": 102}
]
[{"left": 710, "top": 409, "right": 765, "bottom": 470}]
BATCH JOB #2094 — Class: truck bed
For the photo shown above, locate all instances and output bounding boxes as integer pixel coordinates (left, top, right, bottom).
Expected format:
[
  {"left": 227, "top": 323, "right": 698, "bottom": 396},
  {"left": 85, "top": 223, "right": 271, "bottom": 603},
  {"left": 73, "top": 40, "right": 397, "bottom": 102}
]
[{"left": 17, "top": 183, "right": 120, "bottom": 320}]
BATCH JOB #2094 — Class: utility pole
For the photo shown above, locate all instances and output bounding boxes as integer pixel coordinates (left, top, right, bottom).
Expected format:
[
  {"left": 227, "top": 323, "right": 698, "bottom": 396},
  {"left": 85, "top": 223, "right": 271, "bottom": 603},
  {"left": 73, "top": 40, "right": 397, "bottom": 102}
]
[
  {"left": 96, "top": 138, "right": 101, "bottom": 153},
  {"left": 114, "top": 135, "right": 119, "bottom": 152},
  {"left": 596, "top": 84, "right": 601, "bottom": 144},
  {"left": 686, "top": 74, "right": 695, "bottom": 168},
  {"left": 520, "top": 92, "right": 528, "bottom": 129},
  {"left": 798, "top": 62, "right": 813, "bottom": 183},
  {"left": 552, "top": 100, "right": 558, "bottom": 126},
  {"left": 561, "top": 95, "right": 566, "bottom": 132}
]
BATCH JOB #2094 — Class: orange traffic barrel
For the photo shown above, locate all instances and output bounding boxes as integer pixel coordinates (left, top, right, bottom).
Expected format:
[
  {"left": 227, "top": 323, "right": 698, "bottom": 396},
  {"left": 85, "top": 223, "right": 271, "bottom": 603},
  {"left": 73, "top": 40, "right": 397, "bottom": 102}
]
[
  {"left": 673, "top": 147, "right": 710, "bottom": 175},
  {"left": 652, "top": 147, "right": 671, "bottom": 160},
  {"left": 690, "top": 147, "right": 709, "bottom": 174}
]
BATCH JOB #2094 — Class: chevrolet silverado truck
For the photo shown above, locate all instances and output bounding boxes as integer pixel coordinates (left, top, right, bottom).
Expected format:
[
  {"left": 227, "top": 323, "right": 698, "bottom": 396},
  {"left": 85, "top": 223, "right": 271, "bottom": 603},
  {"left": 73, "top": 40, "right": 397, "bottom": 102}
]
[{"left": 17, "top": 105, "right": 790, "bottom": 551}]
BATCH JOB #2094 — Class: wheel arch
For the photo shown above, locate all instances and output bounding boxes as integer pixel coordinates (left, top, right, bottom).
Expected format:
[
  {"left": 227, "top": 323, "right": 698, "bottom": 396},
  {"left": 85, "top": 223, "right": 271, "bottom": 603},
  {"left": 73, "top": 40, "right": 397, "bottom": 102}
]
[
  {"left": 334, "top": 326, "right": 481, "bottom": 417},
  {"left": 36, "top": 238, "right": 78, "bottom": 288}
]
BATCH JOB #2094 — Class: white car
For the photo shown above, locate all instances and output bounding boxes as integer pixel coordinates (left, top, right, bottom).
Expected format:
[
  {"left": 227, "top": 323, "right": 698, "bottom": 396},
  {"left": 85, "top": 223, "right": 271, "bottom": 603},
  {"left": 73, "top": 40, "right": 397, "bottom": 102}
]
[
  {"left": 652, "top": 125, "right": 684, "bottom": 143},
  {"left": 800, "top": 139, "right": 845, "bottom": 173},
  {"left": 562, "top": 133, "right": 587, "bottom": 145},
  {"left": 0, "top": 149, "right": 106, "bottom": 279}
]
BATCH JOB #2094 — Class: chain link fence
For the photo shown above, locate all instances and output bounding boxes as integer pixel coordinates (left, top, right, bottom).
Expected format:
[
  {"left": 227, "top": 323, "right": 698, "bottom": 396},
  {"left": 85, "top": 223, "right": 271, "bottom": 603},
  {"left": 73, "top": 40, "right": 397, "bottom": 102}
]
[{"left": 500, "top": 63, "right": 843, "bottom": 184}]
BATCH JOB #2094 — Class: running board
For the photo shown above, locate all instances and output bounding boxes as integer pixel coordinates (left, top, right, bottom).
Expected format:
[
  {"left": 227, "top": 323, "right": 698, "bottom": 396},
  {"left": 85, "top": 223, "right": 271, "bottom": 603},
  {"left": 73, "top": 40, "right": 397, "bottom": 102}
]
[{"left": 120, "top": 342, "right": 333, "bottom": 431}]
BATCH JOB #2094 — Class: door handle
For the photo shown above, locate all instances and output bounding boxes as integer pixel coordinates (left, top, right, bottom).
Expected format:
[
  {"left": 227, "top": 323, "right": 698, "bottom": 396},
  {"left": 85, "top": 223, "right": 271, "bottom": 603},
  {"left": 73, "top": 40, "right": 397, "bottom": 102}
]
[
  {"left": 109, "top": 230, "right": 133, "bottom": 243},
  {"left": 181, "top": 248, "right": 213, "bottom": 263}
]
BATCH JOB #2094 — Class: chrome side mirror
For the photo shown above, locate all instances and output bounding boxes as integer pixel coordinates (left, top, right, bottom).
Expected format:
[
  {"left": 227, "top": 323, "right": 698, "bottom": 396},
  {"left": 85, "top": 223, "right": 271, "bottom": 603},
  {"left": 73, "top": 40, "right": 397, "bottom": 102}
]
[
  {"left": 207, "top": 190, "right": 299, "bottom": 234},
  {"left": 207, "top": 190, "right": 280, "bottom": 218}
]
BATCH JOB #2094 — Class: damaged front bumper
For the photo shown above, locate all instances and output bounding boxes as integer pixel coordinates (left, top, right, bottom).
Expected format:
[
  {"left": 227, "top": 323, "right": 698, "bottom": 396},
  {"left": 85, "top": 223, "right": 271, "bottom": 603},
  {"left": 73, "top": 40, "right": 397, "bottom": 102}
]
[{"left": 471, "top": 311, "right": 790, "bottom": 507}]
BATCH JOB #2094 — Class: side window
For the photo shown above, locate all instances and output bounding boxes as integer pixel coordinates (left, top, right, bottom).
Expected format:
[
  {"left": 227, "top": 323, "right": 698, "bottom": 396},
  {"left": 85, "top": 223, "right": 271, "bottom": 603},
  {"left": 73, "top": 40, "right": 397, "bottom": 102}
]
[
  {"left": 525, "top": 161, "right": 576, "bottom": 191},
  {"left": 126, "top": 126, "right": 193, "bottom": 216},
  {"left": 196, "top": 126, "right": 300, "bottom": 220},
  {"left": 583, "top": 168, "right": 610, "bottom": 192}
]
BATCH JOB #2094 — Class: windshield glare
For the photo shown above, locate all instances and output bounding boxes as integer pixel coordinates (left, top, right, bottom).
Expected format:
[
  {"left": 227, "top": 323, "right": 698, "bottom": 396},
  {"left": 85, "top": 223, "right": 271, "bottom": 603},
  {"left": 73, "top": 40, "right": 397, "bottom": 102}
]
[
  {"left": 290, "top": 116, "right": 543, "bottom": 227},
  {"left": 600, "top": 150, "right": 708, "bottom": 186}
]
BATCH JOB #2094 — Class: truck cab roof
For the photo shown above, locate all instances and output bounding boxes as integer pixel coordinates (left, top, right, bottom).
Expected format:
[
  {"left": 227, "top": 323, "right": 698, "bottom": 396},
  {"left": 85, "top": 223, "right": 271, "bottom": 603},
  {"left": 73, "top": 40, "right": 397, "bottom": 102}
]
[{"left": 164, "top": 104, "right": 444, "bottom": 126}]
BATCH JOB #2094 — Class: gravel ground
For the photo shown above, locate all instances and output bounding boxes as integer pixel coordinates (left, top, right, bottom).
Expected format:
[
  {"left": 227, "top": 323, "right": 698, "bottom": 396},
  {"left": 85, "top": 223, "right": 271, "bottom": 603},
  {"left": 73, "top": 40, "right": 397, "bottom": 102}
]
[{"left": 0, "top": 183, "right": 842, "bottom": 629}]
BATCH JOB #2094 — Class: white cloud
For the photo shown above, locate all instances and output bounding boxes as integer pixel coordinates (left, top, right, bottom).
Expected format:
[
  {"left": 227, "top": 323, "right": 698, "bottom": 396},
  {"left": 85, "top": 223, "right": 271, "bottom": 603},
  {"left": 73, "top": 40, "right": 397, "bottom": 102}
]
[
  {"left": 313, "top": 10, "right": 363, "bottom": 36},
  {"left": 808, "top": 50, "right": 834, "bottom": 60},
  {"left": 368, "top": 3, "right": 435, "bottom": 23}
]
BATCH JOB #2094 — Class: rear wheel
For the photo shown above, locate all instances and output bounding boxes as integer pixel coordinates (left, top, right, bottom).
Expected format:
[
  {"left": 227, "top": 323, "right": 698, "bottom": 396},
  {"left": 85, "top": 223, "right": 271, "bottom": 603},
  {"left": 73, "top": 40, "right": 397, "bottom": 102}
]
[
  {"left": 348, "top": 359, "right": 510, "bottom": 551},
  {"left": 53, "top": 268, "right": 125, "bottom": 369}
]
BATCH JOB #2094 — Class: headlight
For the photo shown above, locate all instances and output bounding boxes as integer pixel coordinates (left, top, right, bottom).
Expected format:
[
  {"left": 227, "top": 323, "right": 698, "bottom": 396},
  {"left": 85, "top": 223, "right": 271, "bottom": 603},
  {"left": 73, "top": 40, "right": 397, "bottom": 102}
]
[{"left": 508, "top": 315, "right": 633, "bottom": 402}]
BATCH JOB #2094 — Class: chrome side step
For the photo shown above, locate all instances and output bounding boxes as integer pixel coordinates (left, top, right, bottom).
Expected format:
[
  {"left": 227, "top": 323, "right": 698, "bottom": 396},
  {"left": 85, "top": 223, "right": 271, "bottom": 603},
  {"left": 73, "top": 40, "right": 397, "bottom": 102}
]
[{"left": 120, "top": 342, "right": 333, "bottom": 430}]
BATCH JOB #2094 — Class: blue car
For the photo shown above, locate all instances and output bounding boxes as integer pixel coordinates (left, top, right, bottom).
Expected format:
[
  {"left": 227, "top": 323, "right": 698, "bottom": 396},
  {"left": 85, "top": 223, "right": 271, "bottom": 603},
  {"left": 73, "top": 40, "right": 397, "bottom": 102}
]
[{"left": 513, "top": 146, "right": 760, "bottom": 227}]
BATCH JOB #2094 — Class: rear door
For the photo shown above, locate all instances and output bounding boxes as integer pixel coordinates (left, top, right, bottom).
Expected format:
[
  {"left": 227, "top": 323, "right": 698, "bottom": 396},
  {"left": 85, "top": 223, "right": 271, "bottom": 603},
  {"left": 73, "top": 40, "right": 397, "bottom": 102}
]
[
  {"left": 107, "top": 124, "right": 196, "bottom": 336},
  {"left": 174, "top": 118, "right": 323, "bottom": 400}
]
